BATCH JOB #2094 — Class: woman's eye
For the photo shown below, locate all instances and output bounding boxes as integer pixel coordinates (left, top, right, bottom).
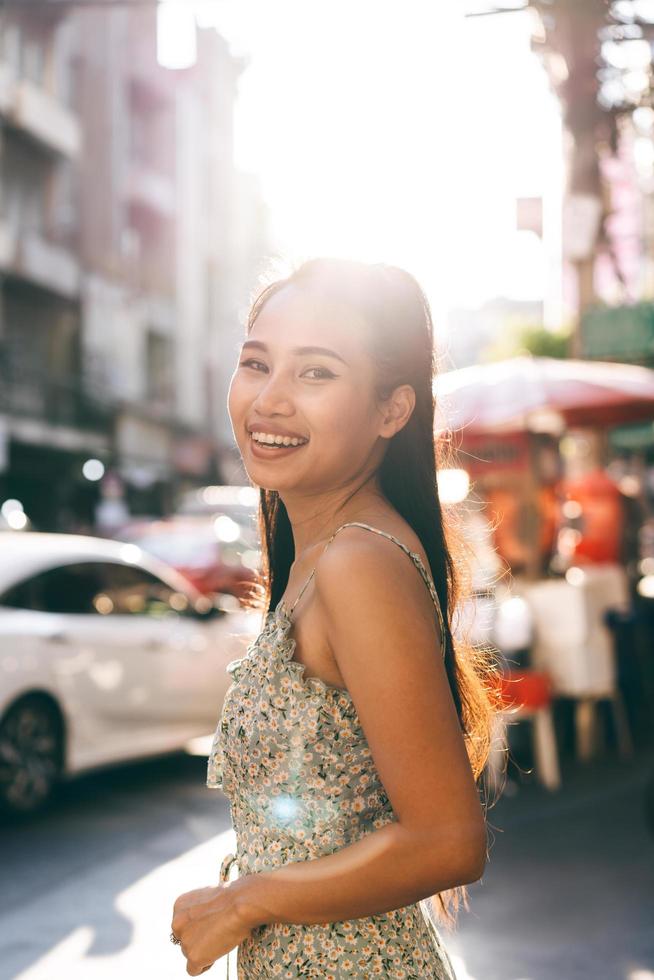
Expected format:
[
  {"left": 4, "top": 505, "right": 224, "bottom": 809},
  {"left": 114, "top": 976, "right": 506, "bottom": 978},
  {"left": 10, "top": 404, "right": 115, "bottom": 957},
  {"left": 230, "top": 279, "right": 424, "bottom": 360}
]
[
  {"left": 302, "top": 366, "right": 336, "bottom": 380},
  {"left": 239, "top": 358, "right": 268, "bottom": 372}
]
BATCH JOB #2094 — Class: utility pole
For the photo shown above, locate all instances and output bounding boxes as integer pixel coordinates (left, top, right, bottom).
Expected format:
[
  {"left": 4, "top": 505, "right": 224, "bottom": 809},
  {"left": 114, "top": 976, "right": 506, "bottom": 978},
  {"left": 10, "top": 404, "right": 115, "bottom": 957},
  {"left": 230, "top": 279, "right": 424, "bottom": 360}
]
[
  {"left": 466, "top": 1, "right": 654, "bottom": 355},
  {"left": 530, "top": 1, "right": 610, "bottom": 357}
]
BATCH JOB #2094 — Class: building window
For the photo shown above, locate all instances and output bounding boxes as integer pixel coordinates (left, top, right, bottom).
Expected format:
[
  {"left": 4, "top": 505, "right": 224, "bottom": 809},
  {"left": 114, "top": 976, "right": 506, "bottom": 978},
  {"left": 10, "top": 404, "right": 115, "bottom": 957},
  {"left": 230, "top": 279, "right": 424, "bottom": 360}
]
[
  {"left": 23, "top": 38, "right": 45, "bottom": 86},
  {"left": 145, "top": 329, "right": 174, "bottom": 408},
  {"left": 0, "top": 22, "right": 21, "bottom": 79}
]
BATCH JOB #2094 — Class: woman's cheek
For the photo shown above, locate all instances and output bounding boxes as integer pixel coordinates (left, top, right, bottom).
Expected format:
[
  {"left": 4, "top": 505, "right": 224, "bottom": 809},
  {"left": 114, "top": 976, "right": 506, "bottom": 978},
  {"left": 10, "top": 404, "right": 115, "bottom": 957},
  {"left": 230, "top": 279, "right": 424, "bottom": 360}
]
[{"left": 227, "top": 375, "right": 246, "bottom": 443}]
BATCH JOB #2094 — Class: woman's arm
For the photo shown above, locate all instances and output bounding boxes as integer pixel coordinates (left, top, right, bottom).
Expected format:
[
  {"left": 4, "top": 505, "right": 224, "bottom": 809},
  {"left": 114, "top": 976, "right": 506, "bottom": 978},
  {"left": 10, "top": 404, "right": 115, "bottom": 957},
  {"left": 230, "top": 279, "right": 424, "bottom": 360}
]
[{"left": 232, "top": 527, "right": 488, "bottom": 930}]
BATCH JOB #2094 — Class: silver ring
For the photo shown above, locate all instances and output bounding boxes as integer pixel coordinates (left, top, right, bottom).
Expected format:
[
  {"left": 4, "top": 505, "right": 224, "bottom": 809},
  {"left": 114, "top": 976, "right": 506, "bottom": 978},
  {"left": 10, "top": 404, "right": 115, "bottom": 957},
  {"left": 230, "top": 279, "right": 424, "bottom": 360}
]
[{"left": 170, "top": 930, "right": 181, "bottom": 945}]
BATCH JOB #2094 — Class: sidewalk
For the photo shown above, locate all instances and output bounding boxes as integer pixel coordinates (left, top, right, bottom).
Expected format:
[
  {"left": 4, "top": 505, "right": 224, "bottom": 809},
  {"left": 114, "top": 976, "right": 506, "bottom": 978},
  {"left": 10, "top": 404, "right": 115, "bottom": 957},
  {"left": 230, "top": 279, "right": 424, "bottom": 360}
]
[
  {"left": 3, "top": 821, "right": 238, "bottom": 980},
  {"left": 446, "top": 745, "right": 654, "bottom": 980}
]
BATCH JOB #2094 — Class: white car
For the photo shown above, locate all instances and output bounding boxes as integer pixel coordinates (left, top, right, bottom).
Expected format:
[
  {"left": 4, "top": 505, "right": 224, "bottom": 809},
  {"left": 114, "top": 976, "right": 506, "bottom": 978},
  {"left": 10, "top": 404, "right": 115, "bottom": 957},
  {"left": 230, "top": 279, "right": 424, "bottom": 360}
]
[{"left": 0, "top": 532, "right": 262, "bottom": 817}]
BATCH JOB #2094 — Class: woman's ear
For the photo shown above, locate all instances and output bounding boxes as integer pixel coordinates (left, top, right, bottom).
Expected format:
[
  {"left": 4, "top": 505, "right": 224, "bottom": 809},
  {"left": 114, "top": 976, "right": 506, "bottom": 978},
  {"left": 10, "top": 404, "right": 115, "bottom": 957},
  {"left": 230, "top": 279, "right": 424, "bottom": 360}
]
[{"left": 379, "top": 384, "right": 416, "bottom": 439}]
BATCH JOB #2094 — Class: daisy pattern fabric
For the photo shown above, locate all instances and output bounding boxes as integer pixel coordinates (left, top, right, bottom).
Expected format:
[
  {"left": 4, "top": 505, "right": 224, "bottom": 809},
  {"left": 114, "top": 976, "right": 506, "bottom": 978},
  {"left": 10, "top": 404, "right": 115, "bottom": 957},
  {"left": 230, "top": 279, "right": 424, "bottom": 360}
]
[{"left": 207, "top": 524, "right": 456, "bottom": 979}]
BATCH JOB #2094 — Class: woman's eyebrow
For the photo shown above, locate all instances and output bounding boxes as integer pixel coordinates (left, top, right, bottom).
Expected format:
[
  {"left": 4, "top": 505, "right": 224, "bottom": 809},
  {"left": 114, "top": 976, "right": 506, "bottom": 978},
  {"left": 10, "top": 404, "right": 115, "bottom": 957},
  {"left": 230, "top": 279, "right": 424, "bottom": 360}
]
[{"left": 241, "top": 340, "right": 349, "bottom": 366}]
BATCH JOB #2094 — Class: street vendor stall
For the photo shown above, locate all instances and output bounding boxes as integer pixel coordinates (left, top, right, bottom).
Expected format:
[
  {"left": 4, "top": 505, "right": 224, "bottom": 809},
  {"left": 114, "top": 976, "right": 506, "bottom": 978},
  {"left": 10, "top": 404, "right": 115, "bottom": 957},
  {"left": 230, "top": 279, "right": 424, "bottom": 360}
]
[
  {"left": 435, "top": 354, "right": 654, "bottom": 768},
  {"left": 435, "top": 354, "right": 654, "bottom": 578}
]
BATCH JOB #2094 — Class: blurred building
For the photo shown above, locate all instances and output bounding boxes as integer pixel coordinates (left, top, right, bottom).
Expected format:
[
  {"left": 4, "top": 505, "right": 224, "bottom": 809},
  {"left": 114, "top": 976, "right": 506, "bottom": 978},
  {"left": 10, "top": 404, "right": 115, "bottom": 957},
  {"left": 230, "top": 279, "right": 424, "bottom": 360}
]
[
  {"left": 576, "top": 114, "right": 654, "bottom": 463},
  {"left": 445, "top": 297, "right": 544, "bottom": 370},
  {"left": 0, "top": 3, "right": 267, "bottom": 532}
]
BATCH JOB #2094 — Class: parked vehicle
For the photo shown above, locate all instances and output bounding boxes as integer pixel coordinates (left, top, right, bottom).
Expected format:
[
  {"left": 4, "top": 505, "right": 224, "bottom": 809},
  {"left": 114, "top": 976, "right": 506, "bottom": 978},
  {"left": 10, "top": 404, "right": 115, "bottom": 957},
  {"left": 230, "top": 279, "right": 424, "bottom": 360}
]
[
  {"left": 176, "top": 484, "right": 259, "bottom": 523},
  {"left": 115, "top": 514, "right": 260, "bottom": 601},
  {"left": 0, "top": 532, "right": 261, "bottom": 817}
]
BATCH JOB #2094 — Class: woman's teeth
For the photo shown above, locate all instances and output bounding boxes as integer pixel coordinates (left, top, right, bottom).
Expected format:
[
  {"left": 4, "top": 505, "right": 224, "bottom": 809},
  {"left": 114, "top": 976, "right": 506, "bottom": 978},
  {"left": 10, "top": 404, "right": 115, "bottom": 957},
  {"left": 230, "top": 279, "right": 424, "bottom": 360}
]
[{"left": 250, "top": 431, "right": 308, "bottom": 448}]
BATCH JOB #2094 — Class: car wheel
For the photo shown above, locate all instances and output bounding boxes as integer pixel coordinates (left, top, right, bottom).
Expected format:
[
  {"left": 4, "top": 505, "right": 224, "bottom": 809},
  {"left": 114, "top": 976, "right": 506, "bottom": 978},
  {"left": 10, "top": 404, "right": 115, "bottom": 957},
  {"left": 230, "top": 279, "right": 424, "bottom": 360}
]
[{"left": 0, "top": 697, "right": 63, "bottom": 816}]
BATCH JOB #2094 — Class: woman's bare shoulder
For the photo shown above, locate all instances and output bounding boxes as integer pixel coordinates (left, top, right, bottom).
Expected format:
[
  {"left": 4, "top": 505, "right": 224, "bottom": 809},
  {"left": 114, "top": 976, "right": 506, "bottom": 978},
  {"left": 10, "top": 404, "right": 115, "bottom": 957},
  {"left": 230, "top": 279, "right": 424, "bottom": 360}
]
[
  {"left": 328, "top": 516, "right": 431, "bottom": 576},
  {"left": 314, "top": 519, "right": 436, "bottom": 626}
]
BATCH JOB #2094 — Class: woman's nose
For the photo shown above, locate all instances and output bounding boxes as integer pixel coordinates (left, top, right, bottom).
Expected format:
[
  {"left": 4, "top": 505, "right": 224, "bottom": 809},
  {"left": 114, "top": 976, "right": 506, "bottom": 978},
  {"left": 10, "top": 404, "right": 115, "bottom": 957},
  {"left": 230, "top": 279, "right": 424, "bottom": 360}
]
[{"left": 252, "top": 371, "right": 294, "bottom": 415}]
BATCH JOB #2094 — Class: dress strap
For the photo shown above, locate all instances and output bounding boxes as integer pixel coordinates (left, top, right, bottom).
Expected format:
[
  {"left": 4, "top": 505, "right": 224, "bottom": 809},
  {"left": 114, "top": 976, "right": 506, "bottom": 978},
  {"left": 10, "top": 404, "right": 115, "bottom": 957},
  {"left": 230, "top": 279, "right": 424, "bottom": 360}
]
[
  {"left": 286, "top": 526, "right": 344, "bottom": 617},
  {"left": 286, "top": 521, "right": 447, "bottom": 656}
]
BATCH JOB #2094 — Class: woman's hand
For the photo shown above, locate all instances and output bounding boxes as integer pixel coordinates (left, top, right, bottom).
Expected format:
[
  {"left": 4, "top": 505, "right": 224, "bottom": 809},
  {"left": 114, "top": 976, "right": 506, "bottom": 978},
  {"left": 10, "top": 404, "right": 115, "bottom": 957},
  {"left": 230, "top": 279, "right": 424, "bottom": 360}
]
[{"left": 171, "top": 880, "right": 255, "bottom": 976}]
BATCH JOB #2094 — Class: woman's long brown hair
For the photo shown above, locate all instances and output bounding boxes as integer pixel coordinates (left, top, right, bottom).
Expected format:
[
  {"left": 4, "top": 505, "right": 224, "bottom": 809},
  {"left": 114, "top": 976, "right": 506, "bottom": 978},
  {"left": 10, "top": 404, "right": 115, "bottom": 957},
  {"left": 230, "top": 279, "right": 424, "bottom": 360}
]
[{"left": 243, "top": 258, "right": 502, "bottom": 929}]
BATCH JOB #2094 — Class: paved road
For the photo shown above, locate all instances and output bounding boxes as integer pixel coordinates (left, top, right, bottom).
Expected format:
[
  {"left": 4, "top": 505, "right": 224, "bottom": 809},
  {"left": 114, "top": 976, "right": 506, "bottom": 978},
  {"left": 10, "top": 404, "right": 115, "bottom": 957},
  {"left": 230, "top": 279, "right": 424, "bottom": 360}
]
[
  {"left": 1, "top": 744, "right": 653, "bottom": 979},
  {"left": 448, "top": 746, "right": 654, "bottom": 980},
  {"left": 1, "top": 749, "right": 237, "bottom": 980}
]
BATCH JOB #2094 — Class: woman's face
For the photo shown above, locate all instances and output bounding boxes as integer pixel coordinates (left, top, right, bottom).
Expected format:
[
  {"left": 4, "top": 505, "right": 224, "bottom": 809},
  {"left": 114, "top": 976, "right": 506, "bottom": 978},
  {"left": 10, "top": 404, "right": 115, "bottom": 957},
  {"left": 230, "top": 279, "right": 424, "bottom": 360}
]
[{"left": 228, "top": 283, "right": 391, "bottom": 493}]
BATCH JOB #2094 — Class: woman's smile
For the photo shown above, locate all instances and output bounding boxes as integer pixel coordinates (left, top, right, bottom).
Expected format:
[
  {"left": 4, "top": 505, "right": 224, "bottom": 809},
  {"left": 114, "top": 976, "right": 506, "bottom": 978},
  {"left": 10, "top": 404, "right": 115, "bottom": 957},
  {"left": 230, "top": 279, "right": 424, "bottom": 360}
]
[{"left": 248, "top": 429, "right": 310, "bottom": 460}]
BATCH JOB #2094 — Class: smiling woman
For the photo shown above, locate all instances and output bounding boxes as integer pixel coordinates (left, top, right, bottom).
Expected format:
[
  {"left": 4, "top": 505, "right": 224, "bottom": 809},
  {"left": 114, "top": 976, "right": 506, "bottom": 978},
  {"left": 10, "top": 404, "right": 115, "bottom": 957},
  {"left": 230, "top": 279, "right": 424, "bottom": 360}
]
[{"left": 171, "top": 258, "right": 501, "bottom": 979}]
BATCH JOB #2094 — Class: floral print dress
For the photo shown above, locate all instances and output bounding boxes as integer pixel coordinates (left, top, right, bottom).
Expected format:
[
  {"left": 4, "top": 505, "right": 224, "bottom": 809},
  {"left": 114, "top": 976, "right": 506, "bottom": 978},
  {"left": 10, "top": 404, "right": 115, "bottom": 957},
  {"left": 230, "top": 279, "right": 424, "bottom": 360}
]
[{"left": 206, "top": 521, "right": 457, "bottom": 979}]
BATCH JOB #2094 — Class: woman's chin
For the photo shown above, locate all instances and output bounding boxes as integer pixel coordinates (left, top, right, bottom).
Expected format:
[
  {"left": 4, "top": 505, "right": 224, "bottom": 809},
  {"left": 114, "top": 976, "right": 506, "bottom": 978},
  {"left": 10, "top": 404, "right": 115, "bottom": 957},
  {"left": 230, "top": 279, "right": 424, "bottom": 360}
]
[
  {"left": 242, "top": 438, "right": 309, "bottom": 473},
  {"left": 242, "top": 459, "right": 305, "bottom": 492}
]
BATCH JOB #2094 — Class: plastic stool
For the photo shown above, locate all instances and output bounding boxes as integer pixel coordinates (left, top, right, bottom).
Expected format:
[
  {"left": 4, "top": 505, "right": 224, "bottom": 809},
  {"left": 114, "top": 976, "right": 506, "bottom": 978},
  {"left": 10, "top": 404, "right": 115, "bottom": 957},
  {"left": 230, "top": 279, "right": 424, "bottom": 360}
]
[{"left": 487, "top": 670, "right": 561, "bottom": 791}]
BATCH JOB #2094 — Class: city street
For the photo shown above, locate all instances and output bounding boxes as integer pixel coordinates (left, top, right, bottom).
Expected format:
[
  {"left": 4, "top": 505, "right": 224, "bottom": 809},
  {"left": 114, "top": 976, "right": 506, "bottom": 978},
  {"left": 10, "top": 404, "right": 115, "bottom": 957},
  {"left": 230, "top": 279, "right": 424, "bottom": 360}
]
[
  {"left": 1, "top": 743, "right": 653, "bottom": 980},
  {"left": 2, "top": 3, "right": 654, "bottom": 979}
]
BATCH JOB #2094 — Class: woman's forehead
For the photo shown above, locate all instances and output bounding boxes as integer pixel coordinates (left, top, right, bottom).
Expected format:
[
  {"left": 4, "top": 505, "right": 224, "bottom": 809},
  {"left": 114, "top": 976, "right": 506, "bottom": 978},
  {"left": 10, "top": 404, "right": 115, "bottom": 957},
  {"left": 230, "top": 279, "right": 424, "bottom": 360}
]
[{"left": 251, "top": 283, "right": 369, "bottom": 350}]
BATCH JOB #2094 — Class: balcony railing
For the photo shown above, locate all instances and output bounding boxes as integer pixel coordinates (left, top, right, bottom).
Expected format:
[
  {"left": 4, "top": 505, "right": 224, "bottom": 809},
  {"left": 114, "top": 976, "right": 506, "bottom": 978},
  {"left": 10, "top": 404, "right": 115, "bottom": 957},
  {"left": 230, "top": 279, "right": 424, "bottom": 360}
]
[
  {"left": 0, "top": 360, "right": 115, "bottom": 433},
  {"left": 0, "top": 62, "right": 82, "bottom": 158},
  {"left": 127, "top": 165, "right": 176, "bottom": 218},
  {"left": 0, "top": 218, "right": 81, "bottom": 298}
]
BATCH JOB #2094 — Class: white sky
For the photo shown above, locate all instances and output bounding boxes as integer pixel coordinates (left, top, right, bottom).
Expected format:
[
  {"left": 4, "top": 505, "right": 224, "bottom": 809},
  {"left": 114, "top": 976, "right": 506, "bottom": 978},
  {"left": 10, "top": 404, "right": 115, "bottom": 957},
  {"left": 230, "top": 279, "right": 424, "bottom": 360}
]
[{"left": 190, "top": 1, "right": 562, "bottom": 318}]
